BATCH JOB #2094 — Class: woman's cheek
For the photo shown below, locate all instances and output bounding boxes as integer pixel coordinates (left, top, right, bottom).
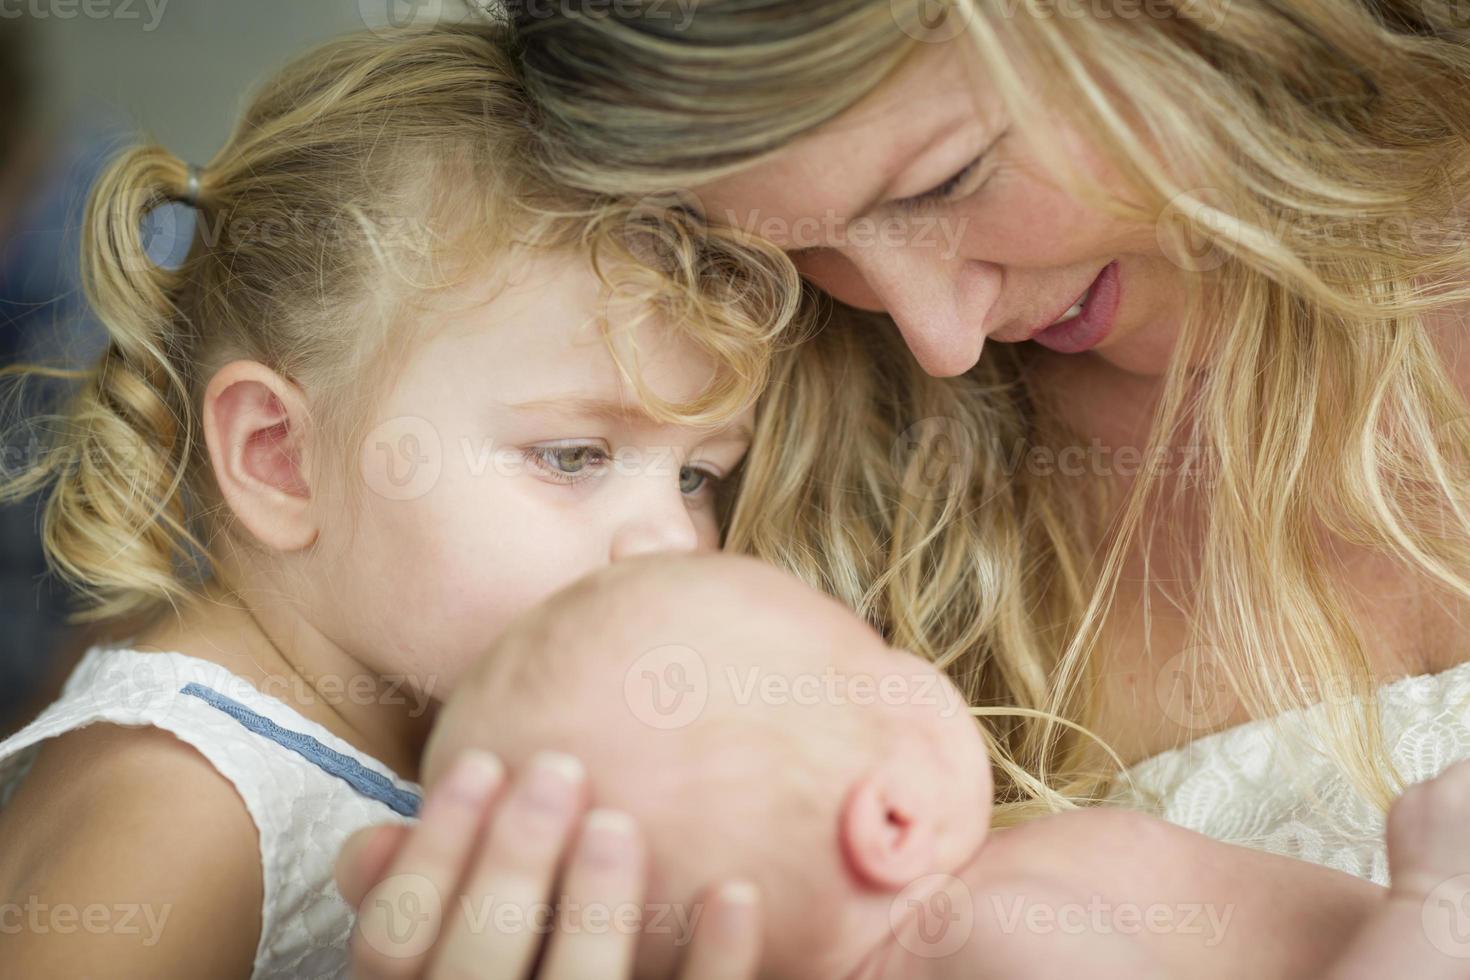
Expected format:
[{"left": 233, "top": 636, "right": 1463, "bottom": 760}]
[{"left": 793, "top": 249, "right": 887, "bottom": 311}]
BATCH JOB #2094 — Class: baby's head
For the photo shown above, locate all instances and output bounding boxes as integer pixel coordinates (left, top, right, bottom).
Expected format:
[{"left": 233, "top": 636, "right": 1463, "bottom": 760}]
[
  {"left": 14, "top": 24, "right": 795, "bottom": 700},
  {"left": 424, "top": 552, "right": 993, "bottom": 979}
]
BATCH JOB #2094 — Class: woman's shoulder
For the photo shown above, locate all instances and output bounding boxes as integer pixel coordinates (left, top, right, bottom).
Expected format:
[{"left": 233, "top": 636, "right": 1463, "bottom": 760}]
[
  {"left": 1112, "top": 658, "right": 1470, "bottom": 884},
  {"left": 0, "top": 720, "right": 262, "bottom": 979}
]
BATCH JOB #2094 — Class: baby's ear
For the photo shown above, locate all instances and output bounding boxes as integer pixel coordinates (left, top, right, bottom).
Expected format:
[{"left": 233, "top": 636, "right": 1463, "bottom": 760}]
[{"left": 838, "top": 761, "right": 939, "bottom": 890}]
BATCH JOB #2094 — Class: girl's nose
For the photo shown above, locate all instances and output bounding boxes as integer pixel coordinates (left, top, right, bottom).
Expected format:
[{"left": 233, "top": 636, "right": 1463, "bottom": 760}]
[{"left": 608, "top": 497, "right": 702, "bottom": 562}]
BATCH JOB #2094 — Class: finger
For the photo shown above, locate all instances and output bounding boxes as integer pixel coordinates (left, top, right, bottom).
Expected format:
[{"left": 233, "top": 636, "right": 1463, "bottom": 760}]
[
  {"left": 349, "top": 749, "right": 507, "bottom": 980},
  {"left": 675, "top": 882, "right": 762, "bottom": 980},
  {"left": 427, "top": 751, "right": 588, "bottom": 980},
  {"left": 336, "top": 824, "right": 413, "bottom": 909},
  {"left": 536, "top": 809, "right": 646, "bottom": 980}
]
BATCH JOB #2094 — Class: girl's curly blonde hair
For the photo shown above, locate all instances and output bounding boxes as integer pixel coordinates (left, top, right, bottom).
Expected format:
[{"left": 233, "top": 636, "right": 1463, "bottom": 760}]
[{"left": 0, "top": 23, "right": 802, "bottom": 632}]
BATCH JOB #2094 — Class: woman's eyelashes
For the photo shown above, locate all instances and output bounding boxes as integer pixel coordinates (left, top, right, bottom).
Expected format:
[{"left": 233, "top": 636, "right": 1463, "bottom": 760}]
[
  {"left": 894, "top": 154, "right": 985, "bottom": 212},
  {"left": 522, "top": 441, "right": 727, "bottom": 498}
]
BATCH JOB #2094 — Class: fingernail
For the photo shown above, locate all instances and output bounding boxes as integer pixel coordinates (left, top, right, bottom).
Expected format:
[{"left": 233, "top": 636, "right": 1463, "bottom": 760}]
[
  {"left": 580, "top": 808, "right": 638, "bottom": 868},
  {"left": 522, "top": 751, "right": 585, "bottom": 813},
  {"left": 715, "top": 880, "right": 759, "bottom": 936},
  {"left": 719, "top": 881, "right": 758, "bottom": 906},
  {"left": 441, "top": 750, "right": 504, "bottom": 804}
]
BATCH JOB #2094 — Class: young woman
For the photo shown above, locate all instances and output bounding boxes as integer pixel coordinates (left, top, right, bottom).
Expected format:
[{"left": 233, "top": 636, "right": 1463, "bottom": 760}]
[
  {"left": 501, "top": 0, "right": 1470, "bottom": 841},
  {"left": 341, "top": 0, "right": 1470, "bottom": 974}
]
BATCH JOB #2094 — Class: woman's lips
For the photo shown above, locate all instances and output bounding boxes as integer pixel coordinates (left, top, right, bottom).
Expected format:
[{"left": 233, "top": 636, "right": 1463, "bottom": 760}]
[{"left": 1029, "top": 261, "right": 1122, "bottom": 354}]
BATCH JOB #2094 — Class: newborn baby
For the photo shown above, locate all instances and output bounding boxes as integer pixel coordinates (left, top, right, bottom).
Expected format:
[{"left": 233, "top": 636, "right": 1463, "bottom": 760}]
[{"left": 421, "top": 554, "right": 1446, "bottom": 980}]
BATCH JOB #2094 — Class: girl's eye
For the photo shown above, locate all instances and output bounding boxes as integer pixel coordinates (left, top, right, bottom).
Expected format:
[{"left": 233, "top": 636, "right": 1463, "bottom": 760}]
[
  {"left": 526, "top": 444, "right": 608, "bottom": 482},
  {"left": 679, "top": 465, "right": 716, "bottom": 496}
]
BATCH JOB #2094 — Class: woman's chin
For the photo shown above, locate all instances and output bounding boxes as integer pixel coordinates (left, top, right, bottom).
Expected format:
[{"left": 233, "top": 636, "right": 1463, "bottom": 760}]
[{"left": 1088, "top": 316, "right": 1183, "bottom": 378}]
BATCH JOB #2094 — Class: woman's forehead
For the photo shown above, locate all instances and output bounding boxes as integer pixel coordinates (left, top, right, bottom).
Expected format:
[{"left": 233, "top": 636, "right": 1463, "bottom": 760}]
[{"left": 690, "top": 40, "right": 992, "bottom": 234}]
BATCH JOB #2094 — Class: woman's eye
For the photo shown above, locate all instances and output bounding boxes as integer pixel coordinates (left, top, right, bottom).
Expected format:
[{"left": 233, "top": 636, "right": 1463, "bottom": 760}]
[{"left": 895, "top": 149, "right": 993, "bottom": 212}]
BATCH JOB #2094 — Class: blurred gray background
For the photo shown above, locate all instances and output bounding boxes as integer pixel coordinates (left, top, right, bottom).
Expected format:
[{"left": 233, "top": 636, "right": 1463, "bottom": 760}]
[
  {"left": 24, "top": 2, "right": 366, "bottom": 162},
  {"left": 0, "top": 0, "right": 485, "bottom": 736}
]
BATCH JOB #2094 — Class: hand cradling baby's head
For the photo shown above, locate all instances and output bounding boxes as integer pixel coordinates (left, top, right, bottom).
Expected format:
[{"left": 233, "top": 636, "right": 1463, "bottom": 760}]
[{"left": 423, "top": 552, "right": 992, "bottom": 979}]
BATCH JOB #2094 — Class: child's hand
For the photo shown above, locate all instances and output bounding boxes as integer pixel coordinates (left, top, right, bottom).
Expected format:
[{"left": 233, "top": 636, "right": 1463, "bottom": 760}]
[{"left": 334, "top": 749, "right": 762, "bottom": 980}]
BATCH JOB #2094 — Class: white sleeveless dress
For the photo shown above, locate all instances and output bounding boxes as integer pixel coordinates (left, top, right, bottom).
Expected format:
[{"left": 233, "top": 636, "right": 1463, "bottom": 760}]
[
  {"left": 1110, "top": 660, "right": 1470, "bottom": 885},
  {"left": 0, "top": 644, "right": 424, "bottom": 979}
]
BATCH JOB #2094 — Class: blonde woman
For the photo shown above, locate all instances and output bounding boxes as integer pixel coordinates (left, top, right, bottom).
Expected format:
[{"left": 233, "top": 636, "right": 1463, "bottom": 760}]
[
  {"left": 484, "top": 0, "right": 1470, "bottom": 874},
  {"left": 332, "top": 2, "right": 1470, "bottom": 976}
]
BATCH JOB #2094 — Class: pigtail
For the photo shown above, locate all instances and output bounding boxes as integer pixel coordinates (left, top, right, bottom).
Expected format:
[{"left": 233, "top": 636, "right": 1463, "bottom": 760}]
[
  {"left": 0, "top": 23, "right": 556, "bottom": 628},
  {"left": 2, "top": 144, "right": 209, "bottom": 622}
]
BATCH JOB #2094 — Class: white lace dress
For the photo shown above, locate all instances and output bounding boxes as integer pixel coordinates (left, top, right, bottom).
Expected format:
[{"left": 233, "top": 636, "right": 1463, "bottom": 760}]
[
  {"left": 0, "top": 645, "right": 424, "bottom": 978},
  {"left": 1109, "top": 660, "right": 1470, "bottom": 885}
]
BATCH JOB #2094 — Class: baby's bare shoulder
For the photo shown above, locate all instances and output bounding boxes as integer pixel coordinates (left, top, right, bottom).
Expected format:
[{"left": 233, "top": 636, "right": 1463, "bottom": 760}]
[
  {"left": 986, "top": 806, "right": 1188, "bottom": 879},
  {"left": 0, "top": 723, "right": 263, "bottom": 979}
]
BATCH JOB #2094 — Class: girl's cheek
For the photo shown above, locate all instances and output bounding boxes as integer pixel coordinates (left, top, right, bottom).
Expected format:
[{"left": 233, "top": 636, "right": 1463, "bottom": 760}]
[{"left": 694, "top": 510, "right": 723, "bottom": 552}]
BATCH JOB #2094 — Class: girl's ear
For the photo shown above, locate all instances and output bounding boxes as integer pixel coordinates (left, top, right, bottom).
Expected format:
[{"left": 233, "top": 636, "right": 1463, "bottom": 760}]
[
  {"left": 838, "top": 761, "right": 939, "bottom": 890},
  {"left": 203, "top": 359, "right": 318, "bottom": 552}
]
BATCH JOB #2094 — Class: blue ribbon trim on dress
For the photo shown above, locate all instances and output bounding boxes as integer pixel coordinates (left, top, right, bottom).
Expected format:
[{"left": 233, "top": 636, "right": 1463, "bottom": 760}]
[{"left": 180, "top": 681, "right": 422, "bottom": 817}]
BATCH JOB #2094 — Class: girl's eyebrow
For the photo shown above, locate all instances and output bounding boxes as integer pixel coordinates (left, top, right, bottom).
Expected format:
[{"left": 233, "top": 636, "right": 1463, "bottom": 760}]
[
  {"left": 501, "top": 395, "right": 651, "bottom": 422},
  {"left": 701, "top": 424, "right": 755, "bottom": 445},
  {"left": 500, "top": 395, "right": 754, "bottom": 441}
]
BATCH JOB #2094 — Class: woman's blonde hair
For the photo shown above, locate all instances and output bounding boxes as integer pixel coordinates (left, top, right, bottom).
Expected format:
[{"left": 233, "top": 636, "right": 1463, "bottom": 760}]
[
  {"left": 0, "top": 23, "right": 799, "bottom": 629},
  {"left": 505, "top": 0, "right": 1470, "bottom": 815}
]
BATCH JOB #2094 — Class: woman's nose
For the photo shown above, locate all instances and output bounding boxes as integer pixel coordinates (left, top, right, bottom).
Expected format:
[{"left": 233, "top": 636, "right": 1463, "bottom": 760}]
[{"left": 798, "top": 244, "right": 994, "bottom": 378}]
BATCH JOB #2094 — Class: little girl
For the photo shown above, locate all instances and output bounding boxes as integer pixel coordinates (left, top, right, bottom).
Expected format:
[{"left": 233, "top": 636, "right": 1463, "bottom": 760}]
[{"left": 0, "top": 23, "right": 807, "bottom": 979}]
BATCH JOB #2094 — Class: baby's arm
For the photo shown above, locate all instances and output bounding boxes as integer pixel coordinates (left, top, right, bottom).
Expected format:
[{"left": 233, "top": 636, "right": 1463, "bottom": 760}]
[
  {"left": 1324, "top": 759, "right": 1470, "bottom": 980},
  {"left": 961, "top": 807, "right": 1381, "bottom": 980}
]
